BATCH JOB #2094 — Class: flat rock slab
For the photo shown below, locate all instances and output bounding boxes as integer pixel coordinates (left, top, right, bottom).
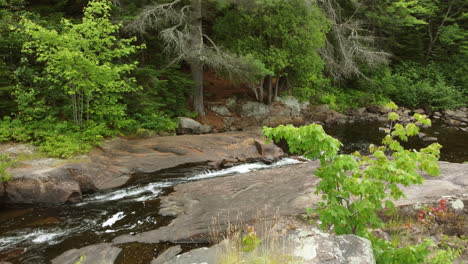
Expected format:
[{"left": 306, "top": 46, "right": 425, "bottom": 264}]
[
  {"left": 4, "top": 131, "right": 284, "bottom": 203},
  {"left": 113, "top": 162, "right": 322, "bottom": 244},
  {"left": 51, "top": 243, "right": 121, "bottom": 264},
  {"left": 114, "top": 161, "right": 467, "bottom": 245}
]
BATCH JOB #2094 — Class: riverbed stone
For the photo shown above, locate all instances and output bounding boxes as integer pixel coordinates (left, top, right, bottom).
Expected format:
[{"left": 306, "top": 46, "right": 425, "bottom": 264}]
[
  {"left": 4, "top": 166, "right": 82, "bottom": 203},
  {"left": 51, "top": 243, "right": 121, "bottom": 264}
]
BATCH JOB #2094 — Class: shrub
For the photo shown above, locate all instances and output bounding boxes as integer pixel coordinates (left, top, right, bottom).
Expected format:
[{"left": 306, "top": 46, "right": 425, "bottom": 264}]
[
  {"left": 373, "top": 62, "right": 466, "bottom": 110},
  {"left": 264, "top": 102, "right": 444, "bottom": 263}
]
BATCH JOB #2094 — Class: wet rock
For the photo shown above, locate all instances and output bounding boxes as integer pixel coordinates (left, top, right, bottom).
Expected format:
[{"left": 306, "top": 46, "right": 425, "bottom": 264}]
[
  {"left": 151, "top": 246, "right": 182, "bottom": 264},
  {"left": 210, "top": 105, "right": 231, "bottom": 116},
  {"left": 177, "top": 117, "right": 211, "bottom": 134},
  {"left": 4, "top": 166, "right": 82, "bottom": 203},
  {"left": 422, "top": 136, "right": 438, "bottom": 142},
  {"left": 414, "top": 109, "right": 425, "bottom": 114},
  {"left": 5, "top": 131, "right": 284, "bottom": 204},
  {"left": 445, "top": 119, "right": 461, "bottom": 126},
  {"left": 51, "top": 243, "right": 121, "bottom": 264},
  {"left": 113, "top": 161, "right": 468, "bottom": 245},
  {"left": 434, "top": 111, "right": 442, "bottom": 117},
  {"left": 113, "top": 161, "right": 321, "bottom": 244},
  {"left": 443, "top": 109, "right": 466, "bottom": 119}
]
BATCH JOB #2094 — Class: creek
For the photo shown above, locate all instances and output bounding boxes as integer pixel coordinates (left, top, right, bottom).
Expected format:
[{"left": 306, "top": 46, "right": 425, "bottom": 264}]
[{"left": 0, "top": 120, "right": 466, "bottom": 263}]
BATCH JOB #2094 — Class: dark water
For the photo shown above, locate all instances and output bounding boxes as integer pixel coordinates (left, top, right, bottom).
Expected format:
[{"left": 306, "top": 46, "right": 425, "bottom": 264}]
[
  {"left": 324, "top": 120, "right": 468, "bottom": 163},
  {"left": 0, "top": 159, "right": 300, "bottom": 263}
]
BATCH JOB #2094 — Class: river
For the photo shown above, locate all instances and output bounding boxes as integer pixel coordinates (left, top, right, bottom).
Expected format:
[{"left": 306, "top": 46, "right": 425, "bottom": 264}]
[{"left": 0, "top": 120, "right": 466, "bottom": 263}]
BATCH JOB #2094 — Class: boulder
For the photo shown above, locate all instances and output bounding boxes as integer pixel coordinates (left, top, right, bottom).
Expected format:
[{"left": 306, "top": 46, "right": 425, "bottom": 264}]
[
  {"left": 51, "top": 243, "right": 121, "bottom": 264},
  {"left": 445, "top": 119, "right": 461, "bottom": 126},
  {"left": 414, "top": 109, "right": 425, "bottom": 114},
  {"left": 290, "top": 227, "right": 375, "bottom": 264},
  {"left": 367, "top": 105, "right": 391, "bottom": 114},
  {"left": 241, "top": 101, "right": 271, "bottom": 118},
  {"left": 177, "top": 117, "right": 211, "bottom": 134},
  {"left": 4, "top": 166, "right": 82, "bottom": 203},
  {"left": 160, "top": 227, "right": 375, "bottom": 264},
  {"left": 277, "top": 96, "right": 302, "bottom": 116},
  {"left": 210, "top": 105, "right": 231, "bottom": 116},
  {"left": 151, "top": 246, "right": 182, "bottom": 264}
]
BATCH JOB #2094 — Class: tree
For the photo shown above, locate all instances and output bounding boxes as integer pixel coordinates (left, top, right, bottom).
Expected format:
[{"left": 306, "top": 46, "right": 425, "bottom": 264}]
[
  {"left": 20, "top": 0, "right": 143, "bottom": 127},
  {"left": 318, "top": 0, "right": 390, "bottom": 81},
  {"left": 214, "top": 0, "right": 329, "bottom": 103},
  {"left": 127, "top": 0, "right": 264, "bottom": 116}
]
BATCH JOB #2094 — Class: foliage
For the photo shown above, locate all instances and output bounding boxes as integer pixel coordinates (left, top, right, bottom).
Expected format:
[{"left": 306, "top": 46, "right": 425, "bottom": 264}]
[
  {"left": 241, "top": 225, "right": 261, "bottom": 253},
  {"left": 372, "top": 62, "right": 466, "bottom": 110},
  {"left": 0, "top": 153, "right": 12, "bottom": 182},
  {"left": 430, "top": 246, "right": 463, "bottom": 264},
  {"left": 370, "top": 236, "right": 433, "bottom": 264},
  {"left": 0, "top": 116, "right": 114, "bottom": 158},
  {"left": 315, "top": 88, "right": 389, "bottom": 112},
  {"left": 214, "top": 0, "right": 329, "bottom": 102},
  {"left": 264, "top": 103, "right": 441, "bottom": 236},
  {"left": 126, "top": 66, "right": 193, "bottom": 118},
  {"left": 19, "top": 0, "right": 144, "bottom": 127}
]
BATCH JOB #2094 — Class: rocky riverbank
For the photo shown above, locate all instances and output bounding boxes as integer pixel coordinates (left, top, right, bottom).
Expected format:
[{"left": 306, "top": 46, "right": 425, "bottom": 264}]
[
  {"left": 0, "top": 131, "right": 284, "bottom": 204},
  {"left": 49, "top": 160, "right": 467, "bottom": 264},
  {"left": 178, "top": 96, "right": 468, "bottom": 133}
]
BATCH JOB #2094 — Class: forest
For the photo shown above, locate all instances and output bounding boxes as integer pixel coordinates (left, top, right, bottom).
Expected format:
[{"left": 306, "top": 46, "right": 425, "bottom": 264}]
[
  {"left": 0, "top": 0, "right": 466, "bottom": 158},
  {"left": 0, "top": 1, "right": 467, "bottom": 263}
]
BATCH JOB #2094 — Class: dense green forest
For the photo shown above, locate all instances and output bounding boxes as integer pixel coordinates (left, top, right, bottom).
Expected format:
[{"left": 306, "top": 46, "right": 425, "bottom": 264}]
[{"left": 0, "top": 0, "right": 466, "bottom": 158}]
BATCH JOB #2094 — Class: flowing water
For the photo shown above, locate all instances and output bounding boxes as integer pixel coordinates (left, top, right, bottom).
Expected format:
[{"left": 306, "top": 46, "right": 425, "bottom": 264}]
[
  {"left": 0, "top": 158, "right": 301, "bottom": 263},
  {"left": 0, "top": 121, "right": 466, "bottom": 263}
]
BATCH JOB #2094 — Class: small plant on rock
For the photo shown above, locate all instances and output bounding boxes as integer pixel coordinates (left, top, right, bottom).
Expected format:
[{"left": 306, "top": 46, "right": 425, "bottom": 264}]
[
  {"left": 264, "top": 102, "right": 441, "bottom": 237},
  {"left": 264, "top": 102, "right": 445, "bottom": 263}
]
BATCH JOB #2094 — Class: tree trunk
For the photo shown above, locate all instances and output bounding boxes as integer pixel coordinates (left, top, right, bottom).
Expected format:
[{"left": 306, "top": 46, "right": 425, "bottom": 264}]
[
  {"left": 267, "top": 75, "right": 272, "bottom": 104},
  {"left": 190, "top": 60, "right": 204, "bottom": 116},
  {"left": 191, "top": 0, "right": 205, "bottom": 116}
]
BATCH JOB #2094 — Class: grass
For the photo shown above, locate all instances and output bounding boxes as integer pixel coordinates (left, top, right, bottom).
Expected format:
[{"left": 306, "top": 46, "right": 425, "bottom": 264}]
[{"left": 210, "top": 215, "right": 302, "bottom": 264}]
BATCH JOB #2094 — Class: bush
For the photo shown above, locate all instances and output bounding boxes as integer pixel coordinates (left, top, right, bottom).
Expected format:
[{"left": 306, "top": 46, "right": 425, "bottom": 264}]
[
  {"left": 315, "top": 87, "right": 389, "bottom": 112},
  {"left": 0, "top": 117, "right": 115, "bottom": 158},
  {"left": 373, "top": 62, "right": 466, "bottom": 110},
  {"left": 264, "top": 102, "right": 445, "bottom": 263}
]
